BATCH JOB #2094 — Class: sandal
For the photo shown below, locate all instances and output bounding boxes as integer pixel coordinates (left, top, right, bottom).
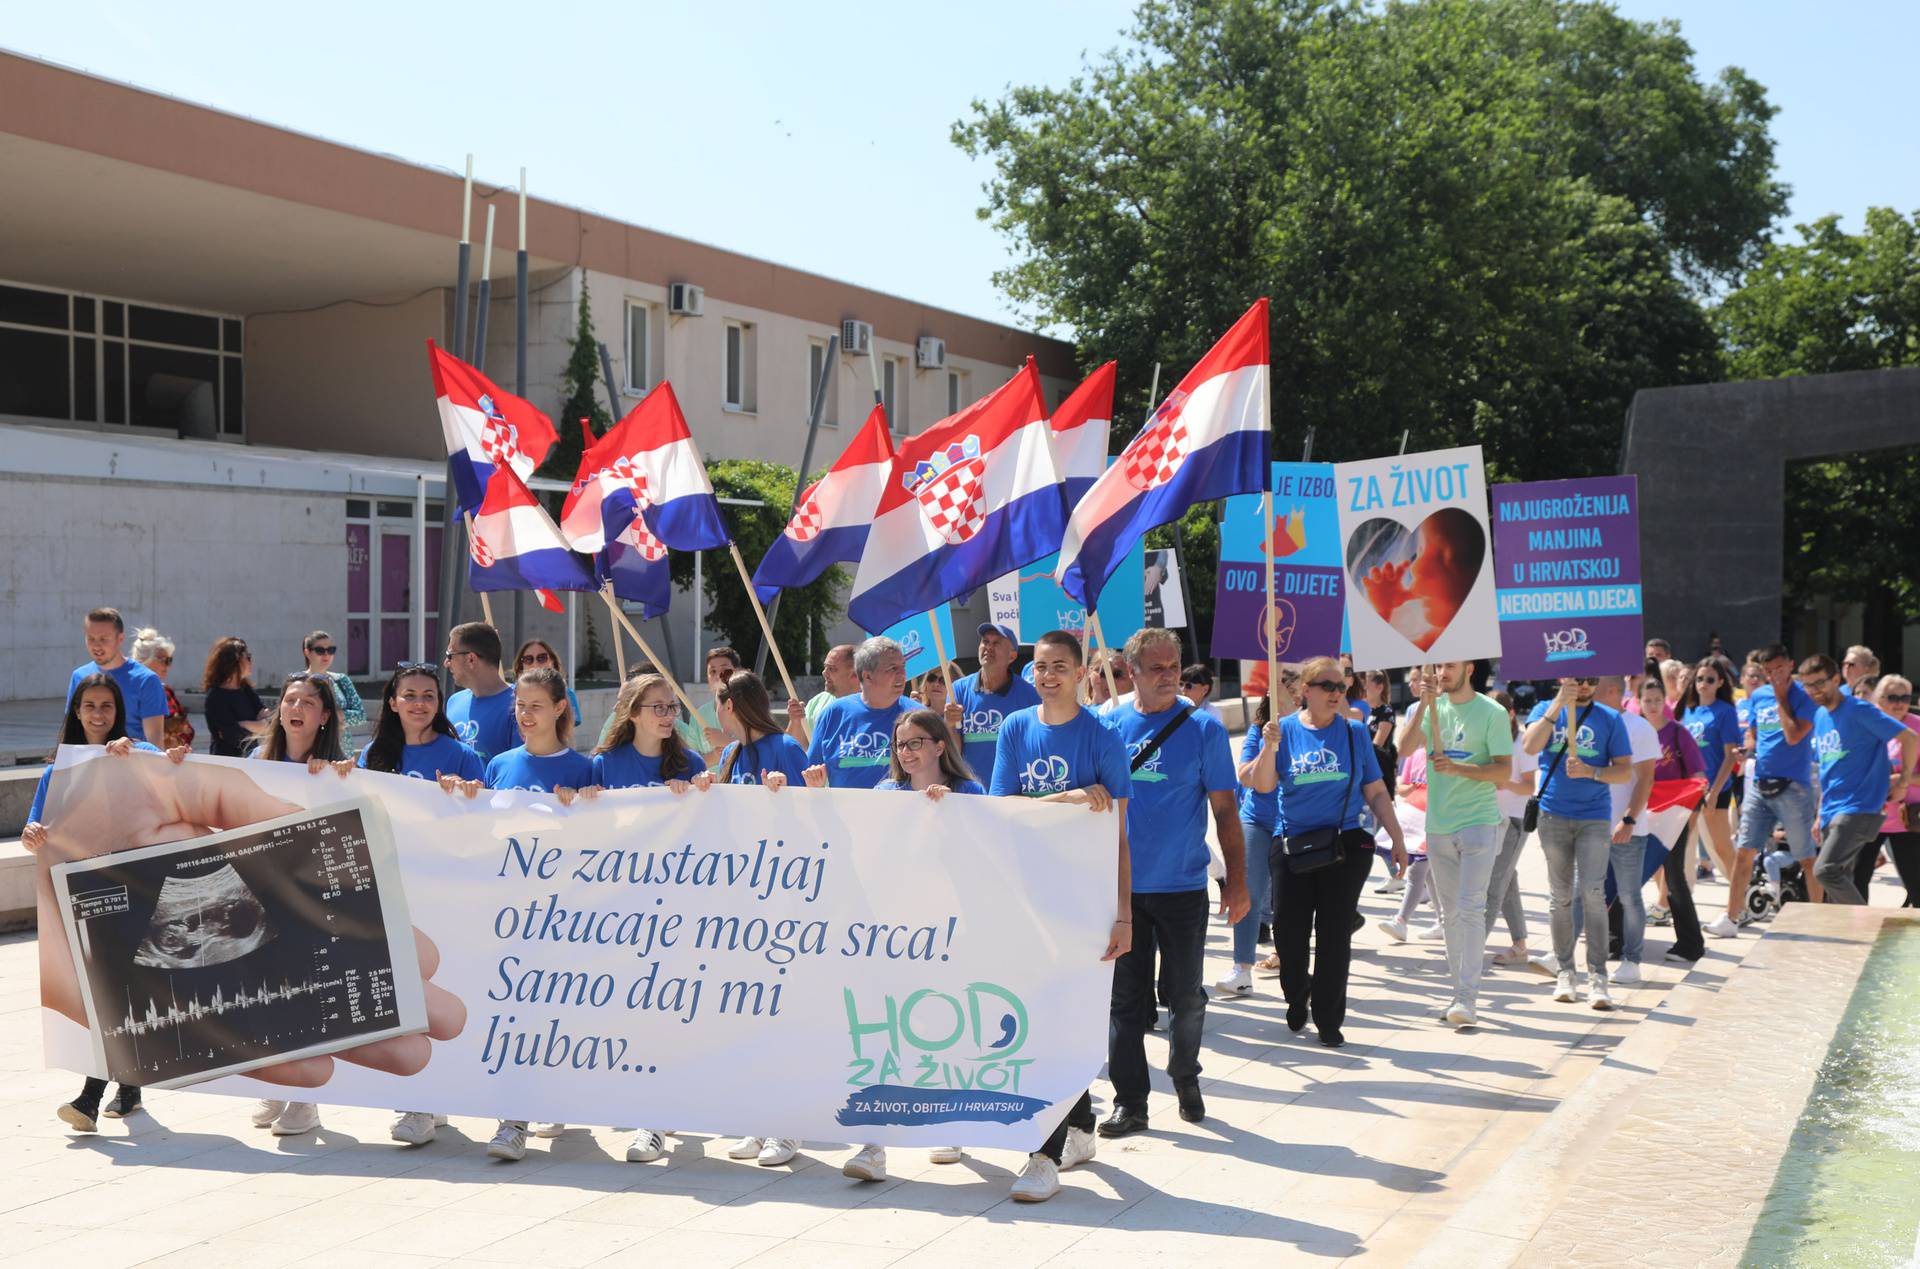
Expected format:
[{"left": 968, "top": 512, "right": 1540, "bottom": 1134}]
[{"left": 1254, "top": 953, "right": 1281, "bottom": 976}]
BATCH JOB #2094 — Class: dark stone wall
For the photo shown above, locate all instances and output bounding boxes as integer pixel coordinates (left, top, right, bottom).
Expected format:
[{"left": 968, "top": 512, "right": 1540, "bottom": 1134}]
[{"left": 1620, "top": 366, "right": 1920, "bottom": 662}]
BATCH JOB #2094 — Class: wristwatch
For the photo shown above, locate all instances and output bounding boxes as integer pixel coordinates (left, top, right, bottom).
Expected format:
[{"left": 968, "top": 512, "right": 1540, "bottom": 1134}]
[{"left": 1621, "top": 815, "right": 1637, "bottom": 825}]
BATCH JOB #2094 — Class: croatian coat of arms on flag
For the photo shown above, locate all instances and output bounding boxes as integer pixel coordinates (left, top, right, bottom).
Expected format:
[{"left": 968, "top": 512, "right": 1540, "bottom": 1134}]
[
  {"left": 785, "top": 491, "right": 824, "bottom": 543},
  {"left": 904, "top": 435, "right": 987, "bottom": 545},
  {"left": 1123, "top": 389, "right": 1191, "bottom": 492}
]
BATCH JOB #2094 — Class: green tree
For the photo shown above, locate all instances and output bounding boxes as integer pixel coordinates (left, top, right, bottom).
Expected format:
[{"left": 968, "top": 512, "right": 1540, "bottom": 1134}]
[
  {"left": 954, "top": 0, "right": 1777, "bottom": 476},
  {"left": 668, "top": 460, "right": 846, "bottom": 674},
  {"left": 538, "top": 273, "right": 611, "bottom": 484},
  {"left": 1716, "top": 208, "right": 1920, "bottom": 638}
]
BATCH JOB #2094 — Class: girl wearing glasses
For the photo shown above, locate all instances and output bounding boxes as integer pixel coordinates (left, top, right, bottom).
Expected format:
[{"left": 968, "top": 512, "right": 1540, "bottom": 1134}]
[
  {"left": 513, "top": 639, "right": 583, "bottom": 727},
  {"left": 303, "top": 631, "right": 368, "bottom": 749},
  {"left": 594, "top": 673, "right": 707, "bottom": 791}
]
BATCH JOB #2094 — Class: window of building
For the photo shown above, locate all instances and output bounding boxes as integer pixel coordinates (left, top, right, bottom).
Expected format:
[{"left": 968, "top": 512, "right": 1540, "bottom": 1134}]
[
  {"left": 0, "top": 280, "right": 242, "bottom": 437},
  {"left": 624, "top": 300, "right": 652, "bottom": 394},
  {"left": 345, "top": 499, "right": 445, "bottom": 678},
  {"left": 807, "top": 338, "right": 838, "bottom": 427},
  {"left": 724, "top": 319, "right": 757, "bottom": 412},
  {"left": 882, "top": 355, "right": 907, "bottom": 434},
  {"left": 947, "top": 369, "right": 968, "bottom": 416}
]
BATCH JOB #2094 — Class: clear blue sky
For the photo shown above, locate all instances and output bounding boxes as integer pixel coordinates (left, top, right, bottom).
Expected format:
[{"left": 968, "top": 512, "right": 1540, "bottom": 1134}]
[{"left": 7, "top": 1, "right": 1915, "bottom": 332}]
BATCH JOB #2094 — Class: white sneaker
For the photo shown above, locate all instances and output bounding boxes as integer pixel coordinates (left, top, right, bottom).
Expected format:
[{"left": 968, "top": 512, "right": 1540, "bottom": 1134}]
[
  {"left": 1445, "top": 1001, "right": 1478, "bottom": 1028},
  {"left": 625, "top": 1129, "right": 666, "bottom": 1162},
  {"left": 928, "top": 1145, "right": 965, "bottom": 1164},
  {"left": 756, "top": 1138, "right": 797, "bottom": 1167},
  {"left": 487, "top": 1121, "right": 528, "bottom": 1161},
  {"left": 1705, "top": 914, "right": 1741, "bottom": 939},
  {"left": 1377, "top": 917, "right": 1409, "bottom": 943},
  {"left": 726, "top": 1135, "right": 764, "bottom": 1160},
  {"left": 1553, "top": 971, "right": 1577, "bottom": 1003},
  {"left": 1527, "top": 952, "right": 1561, "bottom": 978},
  {"left": 251, "top": 1099, "right": 287, "bottom": 1129},
  {"left": 1212, "top": 966, "right": 1252, "bottom": 995},
  {"left": 1588, "top": 976, "right": 1614, "bottom": 1011},
  {"left": 390, "top": 1112, "right": 444, "bottom": 1146},
  {"left": 271, "top": 1102, "right": 320, "bottom": 1136},
  {"left": 1374, "top": 874, "right": 1407, "bottom": 895},
  {"left": 531, "top": 1122, "right": 567, "bottom": 1138},
  {"left": 1611, "top": 961, "right": 1642, "bottom": 985},
  {"left": 842, "top": 1144, "right": 888, "bottom": 1181},
  {"left": 1060, "top": 1125, "right": 1097, "bottom": 1171},
  {"left": 1010, "top": 1152, "right": 1061, "bottom": 1202},
  {"left": 1414, "top": 923, "right": 1446, "bottom": 941}
]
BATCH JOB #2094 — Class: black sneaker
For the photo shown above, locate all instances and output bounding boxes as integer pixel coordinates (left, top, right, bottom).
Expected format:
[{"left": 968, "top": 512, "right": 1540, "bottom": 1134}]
[
  {"left": 103, "top": 1087, "right": 142, "bottom": 1119},
  {"left": 1175, "top": 1082, "right": 1205, "bottom": 1123},
  {"left": 58, "top": 1101, "right": 99, "bottom": 1133},
  {"left": 1258, "top": 922, "right": 1273, "bottom": 945}
]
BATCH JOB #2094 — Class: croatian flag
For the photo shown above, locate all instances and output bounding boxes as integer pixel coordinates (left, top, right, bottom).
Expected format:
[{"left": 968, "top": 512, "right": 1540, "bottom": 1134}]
[
  {"left": 1608, "top": 776, "right": 1709, "bottom": 896},
  {"left": 429, "top": 341, "right": 557, "bottom": 517},
  {"left": 467, "top": 463, "right": 596, "bottom": 605},
  {"left": 752, "top": 404, "right": 895, "bottom": 605},
  {"left": 1056, "top": 300, "right": 1270, "bottom": 610},
  {"left": 847, "top": 361, "right": 1064, "bottom": 634},
  {"left": 560, "top": 416, "right": 672, "bottom": 618},
  {"left": 559, "top": 381, "right": 730, "bottom": 555},
  {"left": 1049, "top": 360, "right": 1115, "bottom": 508}
]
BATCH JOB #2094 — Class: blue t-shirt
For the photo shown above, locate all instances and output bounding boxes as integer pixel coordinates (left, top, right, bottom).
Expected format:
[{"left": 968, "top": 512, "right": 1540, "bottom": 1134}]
[
  {"left": 1237, "top": 726, "right": 1279, "bottom": 832},
  {"left": 28, "top": 742, "right": 161, "bottom": 823},
  {"left": 485, "top": 745, "right": 595, "bottom": 792},
  {"left": 447, "top": 687, "right": 519, "bottom": 763},
  {"left": 949, "top": 671, "right": 1041, "bottom": 788},
  {"left": 1108, "top": 701, "right": 1237, "bottom": 893},
  {"left": 1681, "top": 700, "right": 1744, "bottom": 786},
  {"left": 987, "top": 706, "right": 1132, "bottom": 801},
  {"left": 358, "top": 734, "right": 485, "bottom": 782},
  {"left": 876, "top": 777, "right": 986, "bottom": 796},
  {"left": 718, "top": 733, "right": 810, "bottom": 786},
  {"left": 1526, "top": 700, "right": 1631, "bottom": 821},
  {"left": 1274, "top": 714, "right": 1381, "bottom": 836},
  {"left": 594, "top": 745, "right": 708, "bottom": 789},
  {"left": 67, "top": 660, "right": 167, "bottom": 745},
  {"left": 1749, "top": 682, "right": 1816, "bottom": 785},
  {"left": 1812, "top": 696, "right": 1906, "bottom": 817},
  {"left": 806, "top": 694, "right": 914, "bottom": 789}
]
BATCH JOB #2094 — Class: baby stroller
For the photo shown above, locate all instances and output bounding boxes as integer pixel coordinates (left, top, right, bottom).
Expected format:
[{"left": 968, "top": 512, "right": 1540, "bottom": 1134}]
[{"left": 1745, "top": 827, "right": 1810, "bottom": 922}]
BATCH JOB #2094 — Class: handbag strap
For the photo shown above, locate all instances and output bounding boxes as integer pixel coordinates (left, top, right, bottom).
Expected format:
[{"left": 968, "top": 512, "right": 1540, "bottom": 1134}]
[
  {"left": 1336, "top": 719, "right": 1359, "bottom": 827},
  {"left": 1536, "top": 703, "right": 1592, "bottom": 797},
  {"left": 1131, "top": 702, "right": 1197, "bottom": 772}
]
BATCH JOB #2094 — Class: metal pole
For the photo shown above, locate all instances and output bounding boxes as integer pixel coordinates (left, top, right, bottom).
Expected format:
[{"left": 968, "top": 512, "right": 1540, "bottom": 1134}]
[
  {"left": 693, "top": 548, "right": 703, "bottom": 680},
  {"left": 452, "top": 156, "right": 473, "bottom": 361},
  {"left": 755, "top": 333, "right": 838, "bottom": 678},
  {"left": 512, "top": 170, "right": 529, "bottom": 660},
  {"left": 412, "top": 475, "right": 427, "bottom": 664},
  {"left": 473, "top": 204, "right": 495, "bottom": 375},
  {"left": 596, "top": 341, "right": 623, "bottom": 422},
  {"left": 440, "top": 156, "right": 475, "bottom": 676}
]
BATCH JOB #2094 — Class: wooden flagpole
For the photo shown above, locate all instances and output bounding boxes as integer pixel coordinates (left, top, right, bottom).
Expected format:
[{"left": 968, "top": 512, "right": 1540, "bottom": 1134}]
[
  {"left": 926, "top": 611, "right": 955, "bottom": 704},
  {"left": 601, "top": 588, "right": 628, "bottom": 682},
  {"left": 461, "top": 512, "right": 495, "bottom": 628},
  {"left": 724, "top": 543, "right": 809, "bottom": 746},
  {"left": 601, "top": 585, "right": 703, "bottom": 720},
  {"left": 1263, "top": 491, "right": 1277, "bottom": 725},
  {"left": 1088, "top": 613, "right": 1121, "bottom": 704}
]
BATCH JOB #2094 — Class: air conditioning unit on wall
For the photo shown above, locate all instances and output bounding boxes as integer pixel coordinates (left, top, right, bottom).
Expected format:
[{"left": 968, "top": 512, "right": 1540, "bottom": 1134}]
[
  {"left": 668, "top": 282, "right": 704, "bottom": 316},
  {"left": 916, "top": 337, "right": 946, "bottom": 370},
  {"left": 841, "top": 319, "right": 873, "bottom": 355}
]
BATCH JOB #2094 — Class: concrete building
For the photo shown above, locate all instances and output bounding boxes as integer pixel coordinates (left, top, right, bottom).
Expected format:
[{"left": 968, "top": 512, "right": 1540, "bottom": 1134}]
[{"left": 0, "top": 51, "right": 1079, "bottom": 708}]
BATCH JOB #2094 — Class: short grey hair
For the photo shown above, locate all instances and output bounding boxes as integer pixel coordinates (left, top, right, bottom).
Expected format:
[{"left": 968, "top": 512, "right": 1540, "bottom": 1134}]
[
  {"left": 1122, "top": 627, "right": 1180, "bottom": 669},
  {"left": 854, "top": 636, "right": 904, "bottom": 678},
  {"left": 131, "top": 627, "right": 174, "bottom": 665}
]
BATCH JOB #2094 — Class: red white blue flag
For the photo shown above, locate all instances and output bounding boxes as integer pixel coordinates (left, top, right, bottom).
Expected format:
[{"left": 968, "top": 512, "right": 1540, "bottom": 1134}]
[
  {"left": 1056, "top": 300, "right": 1270, "bottom": 610},
  {"left": 560, "top": 382, "right": 730, "bottom": 556},
  {"left": 1049, "top": 360, "right": 1115, "bottom": 509},
  {"left": 848, "top": 361, "right": 1064, "bottom": 634},
  {"left": 752, "top": 404, "right": 895, "bottom": 605},
  {"left": 467, "top": 462, "right": 596, "bottom": 605},
  {"left": 429, "top": 341, "right": 557, "bottom": 518}
]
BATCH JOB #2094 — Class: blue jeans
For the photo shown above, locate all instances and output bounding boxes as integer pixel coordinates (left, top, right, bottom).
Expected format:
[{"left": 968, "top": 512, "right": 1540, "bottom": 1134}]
[
  {"left": 1109, "top": 889, "right": 1209, "bottom": 1110},
  {"left": 1737, "top": 779, "right": 1815, "bottom": 859},
  {"left": 1610, "top": 836, "right": 1650, "bottom": 964},
  {"left": 1232, "top": 819, "right": 1276, "bottom": 965}
]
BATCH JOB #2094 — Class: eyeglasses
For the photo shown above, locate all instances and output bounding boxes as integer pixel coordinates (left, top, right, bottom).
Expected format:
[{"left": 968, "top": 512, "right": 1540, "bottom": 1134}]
[
  {"left": 523, "top": 653, "right": 554, "bottom": 666},
  {"left": 896, "top": 736, "right": 934, "bottom": 753},
  {"left": 1304, "top": 679, "right": 1345, "bottom": 693},
  {"left": 443, "top": 649, "right": 471, "bottom": 662},
  {"left": 310, "top": 646, "right": 338, "bottom": 657},
  {"left": 1883, "top": 693, "right": 1912, "bottom": 704},
  {"left": 636, "top": 702, "right": 677, "bottom": 718}
]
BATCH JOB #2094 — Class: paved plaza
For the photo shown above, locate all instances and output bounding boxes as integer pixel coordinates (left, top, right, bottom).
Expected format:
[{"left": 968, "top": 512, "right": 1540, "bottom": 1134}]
[{"left": 2, "top": 847, "right": 1903, "bottom": 1268}]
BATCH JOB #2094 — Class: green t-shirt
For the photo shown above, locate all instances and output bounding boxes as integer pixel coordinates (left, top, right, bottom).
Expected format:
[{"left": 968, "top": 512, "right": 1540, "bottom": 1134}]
[
  {"left": 804, "top": 690, "right": 835, "bottom": 729},
  {"left": 676, "top": 699, "right": 722, "bottom": 754},
  {"left": 1423, "top": 692, "right": 1513, "bottom": 834}
]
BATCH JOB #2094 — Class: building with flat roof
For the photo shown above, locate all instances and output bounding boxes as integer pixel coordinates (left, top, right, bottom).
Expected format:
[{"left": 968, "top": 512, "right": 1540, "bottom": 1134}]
[{"left": 0, "top": 51, "right": 1079, "bottom": 705}]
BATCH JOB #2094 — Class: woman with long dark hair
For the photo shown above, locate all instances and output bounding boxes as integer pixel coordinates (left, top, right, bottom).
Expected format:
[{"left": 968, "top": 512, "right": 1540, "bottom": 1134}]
[
  {"left": 711, "top": 671, "right": 810, "bottom": 790},
  {"left": 877, "top": 708, "right": 981, "bottom": 797},
  {"left": 202, "top": 636, "right": 267, "bottom": 756},
  {"left": 302, "top": 630, "right": 367, "bottom": 746},
  {"left": 1678, "top": 655, "right": 1743, "bottom": 886},
  {"left": 358, "top": 663, "right": 484, "bottom": 784},
  {"left": 23, "top": 673, "right": 182, "bottom": 1133},
  {"left": 513, "top": 638, "right": 583, "bottom": 726}
]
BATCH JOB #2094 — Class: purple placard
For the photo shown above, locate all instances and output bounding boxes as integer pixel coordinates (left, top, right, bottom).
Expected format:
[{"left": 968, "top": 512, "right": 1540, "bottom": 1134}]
[
  {"left": 1490, "top": 476, "right": 1641, "bottom": 678},
  {"left": 1211, "top": 463, "right": 1346, "bottom": 662}
]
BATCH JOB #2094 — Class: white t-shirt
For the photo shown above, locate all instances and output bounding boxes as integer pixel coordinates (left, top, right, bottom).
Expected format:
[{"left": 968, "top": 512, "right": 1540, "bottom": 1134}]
[
  {"left": 1497, "top": 744, "right": 1539, "bottom": 821},
  {"left": 1612, "top": 710, "right": 1663, "bottom": 825}
]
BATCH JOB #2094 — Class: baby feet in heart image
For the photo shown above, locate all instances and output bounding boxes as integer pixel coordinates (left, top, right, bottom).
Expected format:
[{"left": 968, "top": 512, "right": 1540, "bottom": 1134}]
[{"left": 1345, "top": 508, "right": 1487, "bottom": 652}]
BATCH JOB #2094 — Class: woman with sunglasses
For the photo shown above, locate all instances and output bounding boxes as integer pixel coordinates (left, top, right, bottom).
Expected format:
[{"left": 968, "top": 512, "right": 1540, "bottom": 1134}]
[
  {"left": 132, "top": 628, "right": 194, "bottom": 750},
  {"left": 202, "top": 636, "right": 268, "bottom": 757},
  {"left": 1679, "top": 656, "right": 1743, "bottom": 886},
  {"left": 1258, "top": 657, "right": 1407, "bottom": 1047},
  {"left": 303, "top": 631, "right": 367, "bottom": 749},
  {"left": 246, "top": 671, "right": 348, "bottom": 1139},
  {"left": 513, "top": 638, "right": 583, "bottom": 727},
  {"left": 1873, "top": 676, "right": 1920, "bottom": 906}
]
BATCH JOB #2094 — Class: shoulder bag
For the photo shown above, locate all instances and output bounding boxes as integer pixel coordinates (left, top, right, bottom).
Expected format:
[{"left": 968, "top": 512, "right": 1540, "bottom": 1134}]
[{"left": 1282, "top": 719, "right": 1360, "bottom": 874}]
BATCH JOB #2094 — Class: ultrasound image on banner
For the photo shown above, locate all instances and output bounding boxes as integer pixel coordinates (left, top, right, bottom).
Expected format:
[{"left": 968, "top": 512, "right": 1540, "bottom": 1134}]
[{"left": 51, "top": 799, "right": 425, "bottom": 1089}]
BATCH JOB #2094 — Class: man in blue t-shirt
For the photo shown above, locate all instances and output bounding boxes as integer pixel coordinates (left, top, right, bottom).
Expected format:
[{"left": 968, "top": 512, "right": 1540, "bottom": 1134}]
[
  {"left": 443, "top": 622, "right": 519, "bottom": 762},
  {"left": 67, "top": 606, "right": 166, "bottom": 747},
  {"left": 1099, "top": 629, "right": 1244, "bottom": 1138},
  {"left": 1730, "top": 643, "right": 1821, "bottom": 909},
  {"left": 987, "top": 629, "right": 1132, "bottom": 1205},
  {"left": 948, "top": 622, "right": 1040, "bottom": 788},
  {"left": 1522, "top": 676, "right": 1634, "bottom": 1004},
  {"left": 1803, "top": 654, "right": 1916, "bottom": 904},
  {"left": 805, "top": 636, "right": 913, "bottom": 789}
]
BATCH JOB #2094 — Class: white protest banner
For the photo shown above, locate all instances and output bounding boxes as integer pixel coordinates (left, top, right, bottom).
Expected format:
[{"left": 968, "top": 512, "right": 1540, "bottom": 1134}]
[
  {"left": 1333, "top": 445, "right": 1500, "bottom": 671},
  {"left": 36, "top": 748, "right": 1116, "bottom": 1148}
]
